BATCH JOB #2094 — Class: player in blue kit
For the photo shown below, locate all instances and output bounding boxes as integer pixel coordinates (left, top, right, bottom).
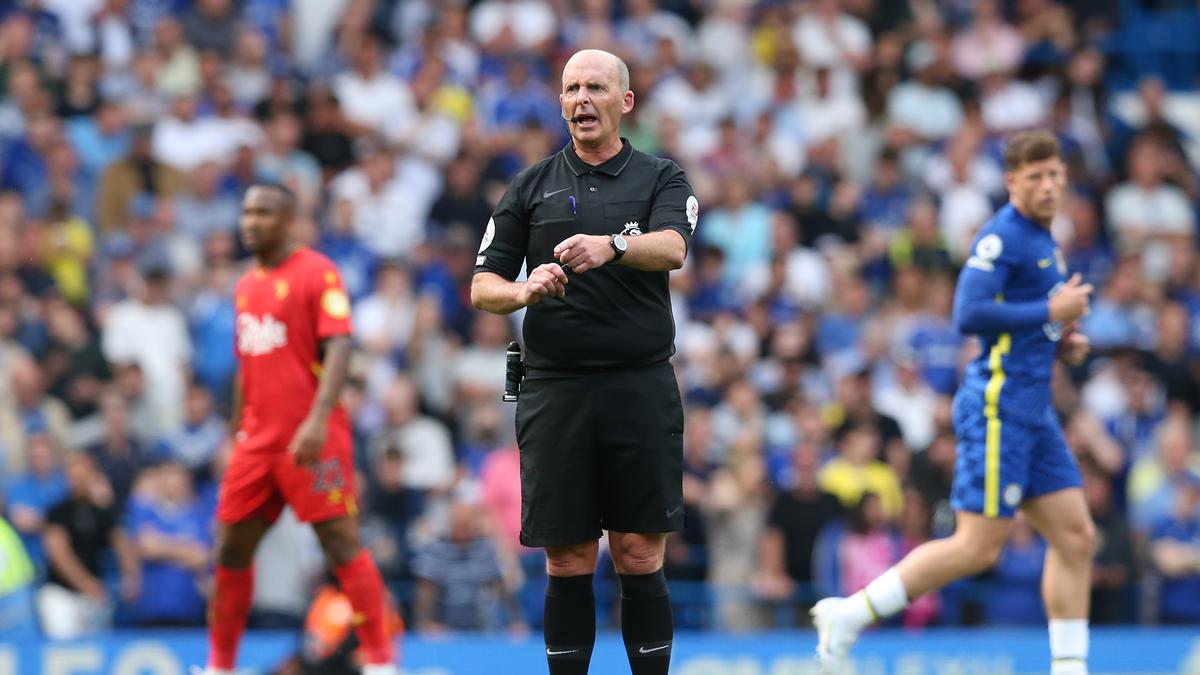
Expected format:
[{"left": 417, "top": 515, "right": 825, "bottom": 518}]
[{"left": 811, "top": 131, "right": 1096, "bottom": 674}]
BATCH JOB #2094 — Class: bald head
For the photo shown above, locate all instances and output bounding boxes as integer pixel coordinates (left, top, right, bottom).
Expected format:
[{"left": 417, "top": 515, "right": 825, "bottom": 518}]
[
  {"left": 563, "top": 49, "right": 629, "bottom": 93},
  {"left": 560, "top": 49, "right": 634, "bottom": 155}
]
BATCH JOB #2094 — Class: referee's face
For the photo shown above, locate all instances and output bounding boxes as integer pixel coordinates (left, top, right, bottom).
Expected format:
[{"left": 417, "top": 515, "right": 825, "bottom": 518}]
[{"left": 560, "top": 50, "right": 633, "bottom": 150}]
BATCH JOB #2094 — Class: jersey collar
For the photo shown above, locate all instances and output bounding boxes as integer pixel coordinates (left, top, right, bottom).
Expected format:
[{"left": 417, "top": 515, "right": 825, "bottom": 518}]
[{"left": 563, "top": 137, "right": 634, "bottom": 177}]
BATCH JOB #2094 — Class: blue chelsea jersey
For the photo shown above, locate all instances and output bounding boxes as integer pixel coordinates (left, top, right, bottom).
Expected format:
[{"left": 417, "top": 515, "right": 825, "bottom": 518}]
[{"left": 953, "top": 204, "right": 1068, "bottom": 425}]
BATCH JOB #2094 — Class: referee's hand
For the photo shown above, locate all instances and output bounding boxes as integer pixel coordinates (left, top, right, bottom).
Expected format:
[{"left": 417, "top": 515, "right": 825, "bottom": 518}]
[
  {"left": 554, "top": 234, "right": 613, "bottom": 273},
  {"left": 520, "top": 263, "right": 569, "bottom": 307}
]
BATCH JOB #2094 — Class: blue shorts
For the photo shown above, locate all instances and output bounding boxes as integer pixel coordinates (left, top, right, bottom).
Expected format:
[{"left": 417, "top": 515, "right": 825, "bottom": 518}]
[{"left": 950, "top": 395, "right": 1081, "bottom": 518}]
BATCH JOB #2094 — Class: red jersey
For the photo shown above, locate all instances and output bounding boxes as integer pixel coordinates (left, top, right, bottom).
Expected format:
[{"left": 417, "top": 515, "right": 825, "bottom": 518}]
[{"left": 233, "top": 247, "right": 352, "bottom": 450}]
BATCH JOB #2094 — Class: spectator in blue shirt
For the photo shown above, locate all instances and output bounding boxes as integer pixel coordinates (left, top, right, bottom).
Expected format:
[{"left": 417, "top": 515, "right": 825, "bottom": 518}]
[
  {"left": 188, "top": 259, "right": 238, "bottom": 401},
  {"left": 908, "top": 274, "right": 964, "bottom": 396},
  {"left": 861, "top": 151, "right": 912, "bottom": 234},
  {"left": 1082, "top": 257, "right": 1155, "bottom": 351},
  {"left": 4, "top": 433, "right": 67, "bottom": 570},
  {"left": 816, "top": 274, "right": 872, "bottom": 360},
  {"left": 478, "top": 57, "right": 559, "bottom": 139},
  {"left": 1, "top": 113, "right": 56, "bottom": 216},
  {"left": 1061, "top": 194, "right": 1113, "bottom": 288},
  {"left": 413, "top": 500, "right": 524, "bottom": 634},
  {"left": 700, "top": 176, "right": 773, "bottom": 288},
  {"left": 985, "top": 515, "right": 1048, "bottom": 625},
  {"left": 175, "top": 161, "right": 242, "bottom": 240},
  {"left": 128, "top": 0, "right": 186, "bottom": 45},
  {"left": 159, "top": 383, "right": 225, "bottom": 485},
  {"left": 318, "top": 197, "right": 378, "bottom": 302},
  {"left": 65, "top": 99, "right": 131, "bottom": 181},
  {"left": 1104, "top": 360, "right": 1166, "bottom": 466},
  {"left": 687, "top": 247, "right": 739, "bottom": 321},
  {"left": 125, "top": 461, "right": 212, "bottom": 626},
  {"left": 1149, "top": 479, "right": 1200, "bottom": 624}
]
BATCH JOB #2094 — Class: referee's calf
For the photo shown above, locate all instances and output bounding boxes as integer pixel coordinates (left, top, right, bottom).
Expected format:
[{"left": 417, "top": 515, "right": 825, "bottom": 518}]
[{"left": 472, "top": 49, "right": 699, "bottom": 675}]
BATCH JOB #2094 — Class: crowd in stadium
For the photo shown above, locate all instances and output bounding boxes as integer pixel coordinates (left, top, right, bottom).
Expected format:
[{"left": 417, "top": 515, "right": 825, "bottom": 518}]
[{"left": 1, "top": 0, "right": 1199, "bottom": 639}]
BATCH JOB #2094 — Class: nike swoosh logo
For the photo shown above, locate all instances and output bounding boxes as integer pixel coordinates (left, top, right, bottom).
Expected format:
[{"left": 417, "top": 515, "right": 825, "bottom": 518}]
[
  {"left": 1038, "top": 258, "right": 1052, "bottom": 268},
  {"left": 547, "top": 649, "right": 578, "bottom": 656},
  {"left": 543, "top": 187, "right": 570, "bottom": 199},
  {"left": 639, "top": 644, "right": 671, "bottom": 654},
  {"left": 666, "top": 505, "right": 682, "bottom": 518}
]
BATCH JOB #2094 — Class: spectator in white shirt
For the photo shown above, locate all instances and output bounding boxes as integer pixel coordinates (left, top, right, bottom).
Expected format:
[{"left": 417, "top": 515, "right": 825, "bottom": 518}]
[
  {"left": 873, "top": 350, "right": 938, "bottom": 452},
  {"left": 151, "top": 95, "right": 228, "bottom": 171},
  {"left": 797, "top": 67, "right": 867, "bottom": 145},
  {"left": 328, "top": 138, "right": 439, "bottom": 260},
  {"left": 369, "top": 376, "right": 455, "bottom": 492},
  {"left": 616, "top": 0, "right": 694, "bottom": 66},
  {"left": 792, "top": 0, "right": 871, "bottom": 92},
  {"left": 101, "top": 265, "right": 192, "bottom": 435},
  {"left": 332, "top": 32, "right": 417, "bottom": 144},
  {"left": 979, "top": 71, "right": 1047, "bottom": 133},
  {"left": 353, "top": 261, "right": 417, "bottom": 360},
  {"left": 469, "top": 0, "right": 557, "bottom": 53},
  {"left": 1105, "top": 137, "right": 1196, "bottom": 253},
  {"left": 926, "top": 130, "right": 997, "bottom": 261},
  {"left": 651, "top": 62, "right": 733, "bottom": 153},
  {"left": 887, "top": 42, "right": 963, "bottom": 143},
  {"left": 454, "top": 313, "right": 509, "bottom": 406},
  {"left": 152, "top": 16, "right": 201, "bottom": 98},
  {"left": 696, "top": 0, "right": 752, "bottom": 75},
  {"left": 950, "top": 0, "right": 1024, "bottom": 81}
]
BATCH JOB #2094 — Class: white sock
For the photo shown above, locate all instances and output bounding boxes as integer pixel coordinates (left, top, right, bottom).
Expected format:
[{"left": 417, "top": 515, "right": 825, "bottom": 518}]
[
  {"left": 1049, "top": 619, "right": 1088, "bottom": 674},
  {"left": 841, "top": 567, "right": 909, "bottom": 631},
  {"left": 362, "top": 664, "right": 399, "bottom": 675}
]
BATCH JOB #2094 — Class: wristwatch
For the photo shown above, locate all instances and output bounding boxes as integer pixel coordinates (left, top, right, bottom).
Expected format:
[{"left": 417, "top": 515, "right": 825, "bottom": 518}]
[{"left": 610, "top": 233, "right": 627, "bottom": 261}]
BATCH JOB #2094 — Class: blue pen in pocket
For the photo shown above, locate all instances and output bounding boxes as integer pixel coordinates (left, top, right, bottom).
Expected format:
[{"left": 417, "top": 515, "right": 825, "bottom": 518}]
[{"left": 568, "top": 195, "right": 576, "bottom": 215}]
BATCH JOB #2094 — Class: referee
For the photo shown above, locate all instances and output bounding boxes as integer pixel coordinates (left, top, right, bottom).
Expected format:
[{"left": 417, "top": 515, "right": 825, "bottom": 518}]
[{"left": 472, "top": 49, "right": 697, "bottom": 675}]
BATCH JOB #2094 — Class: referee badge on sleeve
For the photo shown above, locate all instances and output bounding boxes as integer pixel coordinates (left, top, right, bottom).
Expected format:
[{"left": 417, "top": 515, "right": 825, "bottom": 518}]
[
  {"left": 686, "top": 196, "right": 699, "bottom": 233},
  {"left": 479, "top": 218, "right": 496, "bottom": 252}
]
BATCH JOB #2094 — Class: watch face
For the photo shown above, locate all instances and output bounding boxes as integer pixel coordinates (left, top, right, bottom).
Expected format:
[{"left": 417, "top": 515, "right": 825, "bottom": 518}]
[{"left": 614, "top": 234, "right": 627, "bottom": 251}]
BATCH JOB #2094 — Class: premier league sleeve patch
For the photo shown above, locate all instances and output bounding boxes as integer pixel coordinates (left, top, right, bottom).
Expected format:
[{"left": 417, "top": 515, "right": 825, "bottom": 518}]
[{"left": 966, "top": 233, "right": 1003, "bottom": 272}]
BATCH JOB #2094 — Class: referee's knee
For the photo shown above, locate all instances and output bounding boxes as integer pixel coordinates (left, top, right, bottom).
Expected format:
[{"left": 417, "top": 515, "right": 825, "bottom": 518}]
[
  {"left": 546, "top": 541, "right": 599, "bottom": 576},
  {"left": 610, "top": 535, "right": 666, "bottom": 575}
]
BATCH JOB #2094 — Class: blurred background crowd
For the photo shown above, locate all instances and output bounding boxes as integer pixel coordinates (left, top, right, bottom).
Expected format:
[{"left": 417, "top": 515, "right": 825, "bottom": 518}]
[{"left": 1, "top": 0, "right": 1200, "bottom": 639}]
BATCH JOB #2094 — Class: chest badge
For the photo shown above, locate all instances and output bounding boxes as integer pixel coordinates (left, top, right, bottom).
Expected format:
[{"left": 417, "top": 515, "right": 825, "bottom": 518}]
[
  {"left": 622, "top": 221, "right": 643, "bottom": 236},
  {"left": 274, "top": 279, "right": 289, "bottom": 299}
]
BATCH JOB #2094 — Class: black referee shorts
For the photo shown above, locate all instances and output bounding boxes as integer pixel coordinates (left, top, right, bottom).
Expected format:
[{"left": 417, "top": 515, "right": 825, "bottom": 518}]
[{"left": 514, "top": 361, "right": 685, "bottom": 548}]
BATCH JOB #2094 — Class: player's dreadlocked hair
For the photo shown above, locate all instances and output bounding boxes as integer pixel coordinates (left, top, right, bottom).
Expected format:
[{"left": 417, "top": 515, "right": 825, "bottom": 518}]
[{"left": 1003, "top": 129, "right": 1061, "bottom": 172}]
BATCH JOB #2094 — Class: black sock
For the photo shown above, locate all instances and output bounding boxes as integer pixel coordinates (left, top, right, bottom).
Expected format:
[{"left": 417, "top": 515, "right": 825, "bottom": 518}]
[
  {"left": 619, "top": 569, "right": 673, "bottom": 675},
  {"left": 544, "top": 573, "right": 596, "bottom": 675}
]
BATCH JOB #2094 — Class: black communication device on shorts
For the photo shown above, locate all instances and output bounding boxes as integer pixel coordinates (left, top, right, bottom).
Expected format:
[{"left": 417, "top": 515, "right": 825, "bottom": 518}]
[{"left": 503, "top": 340, "right": 524, "bottom": 402}]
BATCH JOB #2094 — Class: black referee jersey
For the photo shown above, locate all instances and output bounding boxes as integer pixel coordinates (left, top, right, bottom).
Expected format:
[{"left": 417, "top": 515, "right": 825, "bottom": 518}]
[{"left": 473, "top": 138, "right": 698, "bottom": 372}]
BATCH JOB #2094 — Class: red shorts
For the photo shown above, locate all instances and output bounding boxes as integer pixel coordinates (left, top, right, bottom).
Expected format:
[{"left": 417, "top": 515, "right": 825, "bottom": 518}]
[{"left": 216, "top": 434, "right": 357, "bottom": 525}]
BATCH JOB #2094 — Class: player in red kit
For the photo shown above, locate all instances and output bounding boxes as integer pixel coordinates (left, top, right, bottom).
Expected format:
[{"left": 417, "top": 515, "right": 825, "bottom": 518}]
[{"left": 199, "top": 184, "right": 398, "bottom": 675}]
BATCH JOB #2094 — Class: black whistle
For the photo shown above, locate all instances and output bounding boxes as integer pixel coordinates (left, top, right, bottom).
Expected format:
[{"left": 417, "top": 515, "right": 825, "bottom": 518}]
[{"left": 503, "top": 340, "right": 524, "bottom": 402}]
